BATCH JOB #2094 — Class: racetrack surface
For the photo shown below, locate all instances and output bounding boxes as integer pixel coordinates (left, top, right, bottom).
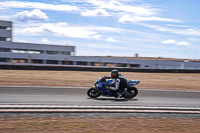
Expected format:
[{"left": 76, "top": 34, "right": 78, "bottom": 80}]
[{"left": 0, "top": 86, "right": 199, "bottom": 108}]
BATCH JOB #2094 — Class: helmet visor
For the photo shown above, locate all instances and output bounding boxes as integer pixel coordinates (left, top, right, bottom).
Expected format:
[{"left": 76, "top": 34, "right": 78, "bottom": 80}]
[{"left": 111, "top": 74, "right": 116, "bottom": 77}]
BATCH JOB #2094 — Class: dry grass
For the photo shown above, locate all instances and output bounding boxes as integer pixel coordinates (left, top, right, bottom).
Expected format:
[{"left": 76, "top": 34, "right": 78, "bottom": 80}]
[
  {"left": 0, "top": 117, "right": 199, "bottom": 133},
  {"left": 0, "top": 70, "right": 200, "bottom": 91}
]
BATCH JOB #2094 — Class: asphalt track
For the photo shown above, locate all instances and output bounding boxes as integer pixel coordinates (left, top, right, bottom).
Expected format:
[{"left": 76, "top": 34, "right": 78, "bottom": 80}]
[{"left": 0, "top": 86, "right": 200, "bottom": 113}]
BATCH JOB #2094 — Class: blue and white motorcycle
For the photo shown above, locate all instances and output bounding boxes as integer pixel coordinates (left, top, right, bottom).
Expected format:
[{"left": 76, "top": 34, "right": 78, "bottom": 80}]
[{"left": 87, "top": 74, "right": 139, "bottom": 99}]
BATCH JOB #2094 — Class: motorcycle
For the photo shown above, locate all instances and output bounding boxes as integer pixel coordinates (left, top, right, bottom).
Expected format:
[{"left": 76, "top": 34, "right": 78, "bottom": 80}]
[{"left": 87, "top": 74, "right": 140, "bottom": 99}]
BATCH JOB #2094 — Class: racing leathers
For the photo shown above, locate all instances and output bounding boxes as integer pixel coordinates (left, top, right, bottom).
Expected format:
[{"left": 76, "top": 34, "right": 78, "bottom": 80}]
[
  {"left": 107, "top": 76, "right": 128, "bottom": 97},
  {"left": 108, "top": 78, "right": 120, "bottom": 91}
]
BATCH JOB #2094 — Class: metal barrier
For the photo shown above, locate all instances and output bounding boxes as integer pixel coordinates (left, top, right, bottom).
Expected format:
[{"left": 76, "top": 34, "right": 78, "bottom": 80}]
[{"left": 0, "top": 62, "right": 200, "bottom": 73}]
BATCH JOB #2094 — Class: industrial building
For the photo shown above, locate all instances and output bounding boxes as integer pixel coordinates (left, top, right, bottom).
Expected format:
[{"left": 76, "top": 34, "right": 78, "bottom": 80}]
[{"left": 0, "top": 20, "right": 200, "bottom": 70}]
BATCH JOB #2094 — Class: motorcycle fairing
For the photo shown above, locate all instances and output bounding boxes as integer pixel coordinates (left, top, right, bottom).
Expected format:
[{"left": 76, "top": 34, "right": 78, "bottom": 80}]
[{"left": 128, "top": 80, "right": 140, "bottom": 87}]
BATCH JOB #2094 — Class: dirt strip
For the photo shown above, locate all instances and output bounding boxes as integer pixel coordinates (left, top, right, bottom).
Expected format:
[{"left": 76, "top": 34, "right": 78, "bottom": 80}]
[
  {"left": 0, "top": 117, "right": 199, "bottom": 133},
  {"left": 0, "top": 70, "right": 200, "bottom": 91}
]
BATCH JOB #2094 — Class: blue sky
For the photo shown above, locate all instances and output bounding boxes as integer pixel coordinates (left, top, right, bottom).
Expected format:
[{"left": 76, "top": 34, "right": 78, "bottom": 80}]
[{"left": 0, "top": 0, "right": 200, "bottom": 59}]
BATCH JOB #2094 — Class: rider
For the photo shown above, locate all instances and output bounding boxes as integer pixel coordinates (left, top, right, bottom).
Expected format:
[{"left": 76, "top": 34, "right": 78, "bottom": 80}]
[{"left": 107, "top": 69, "right": 128, "bottom": 98}]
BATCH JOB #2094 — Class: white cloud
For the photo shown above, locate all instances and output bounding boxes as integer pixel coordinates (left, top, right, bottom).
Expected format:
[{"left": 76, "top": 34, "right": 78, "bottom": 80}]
[
  {"left": 81, "top": 9, "right": 110, "bottom": 16},
  {"left": 92, "top": 35, "right": 101, "bottom": 39},
  {"left": 166, "top": 24, "right": 192, "bottom": 28},
  {"left": 161, "top": 40, "right": 177, "bottom": 44},
  {"left": 161, "top": 40, "right": 190, "bottom": 46},
  {"left": 0, "top": 1, "right": 79, "bottom": 12},
  {"left": 12, "top": 9, "right": 49, "bottom": 22},
  {"left": 15, "top": 22, "right": 98, "bottom": 38},
  {"left": 41, "top": 38, "right": 50, "bottom": 43},
  {"left": 177, "top": 41, "right": 190, "bottom": 46},
  {"left": 106, "top": 38, "right": 119, "bottom": 42},
  {"left": 119, "top": 15, "right": 182, "bottom": 23},
  {"left": 13, "top": 21, "right": 163, "bottom": 43},
  {"left": 143, "top": 24, "right": 200, "bottom": 36},
  {"left": 85, "top": 0, "right": 157, "bottom": 16},
  {"left": 14, "top": 22, "right": 127, "bottom": 38},
  {"left": 188, "top": 37, "right": 198, "bottom": 41}
]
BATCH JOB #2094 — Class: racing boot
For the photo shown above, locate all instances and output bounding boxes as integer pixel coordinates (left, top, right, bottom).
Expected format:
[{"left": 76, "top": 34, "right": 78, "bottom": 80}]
[{"left": 117, "top": 93, "right": 123, "bottom": 98}]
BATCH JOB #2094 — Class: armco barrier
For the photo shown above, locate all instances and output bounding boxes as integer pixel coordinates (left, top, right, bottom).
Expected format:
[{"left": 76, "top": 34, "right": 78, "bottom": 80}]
[{"left": 0, "top": 63, "right": 200, "bottom": 73}]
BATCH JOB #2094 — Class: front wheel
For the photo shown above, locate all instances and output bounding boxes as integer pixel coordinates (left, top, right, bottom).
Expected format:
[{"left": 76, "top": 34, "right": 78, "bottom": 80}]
[
  {"left": 124, "top": 87, "right": 138, "bottom": 99},
  {"left": 87, "top": 88, "right": 101, "bottom": 98}
]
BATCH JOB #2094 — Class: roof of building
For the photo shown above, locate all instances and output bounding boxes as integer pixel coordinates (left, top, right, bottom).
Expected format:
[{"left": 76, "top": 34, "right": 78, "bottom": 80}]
[{"left": 87, "top": 56, "right": 200, "bottom": 62}]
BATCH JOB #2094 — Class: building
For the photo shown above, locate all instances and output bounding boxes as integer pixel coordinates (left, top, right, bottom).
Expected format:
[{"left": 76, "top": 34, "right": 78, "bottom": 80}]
[
  {"left": 0, "top": 20, "right": 12, "bottom": 41},
  {"left": 0, "top": 20, "right": 200, "bottom": 70},
  {"left": 0, "top": 20, "right": 75, "bottom": 65}
]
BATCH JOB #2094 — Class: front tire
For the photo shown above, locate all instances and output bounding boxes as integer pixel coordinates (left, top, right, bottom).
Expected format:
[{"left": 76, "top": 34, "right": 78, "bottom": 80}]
[
  {"left": 124, "top": 87, "right": 138, "bottom": 99},
  {"left": 87, "top": 88, "right": 101, "bottom": 98}
]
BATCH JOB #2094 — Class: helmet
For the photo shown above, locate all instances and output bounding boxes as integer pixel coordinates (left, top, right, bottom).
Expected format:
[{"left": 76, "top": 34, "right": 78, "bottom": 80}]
[{"left": 111, "top": 69, "right": 119, "bottom": 78}]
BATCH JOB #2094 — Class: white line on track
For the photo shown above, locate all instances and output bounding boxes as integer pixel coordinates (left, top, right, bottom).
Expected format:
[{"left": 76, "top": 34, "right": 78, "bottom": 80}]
[
  {"left": 0, "top": 105, "right": 200, "bottom": 111},
  {"left": 0, "top": 109, "right": 200, "bottom": 114}
]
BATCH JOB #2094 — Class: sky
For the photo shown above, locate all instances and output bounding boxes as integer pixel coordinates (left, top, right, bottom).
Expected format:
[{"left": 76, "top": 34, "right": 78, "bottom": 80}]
[{"left": 0, "top": 0, "right": 200, "bottom": 59}]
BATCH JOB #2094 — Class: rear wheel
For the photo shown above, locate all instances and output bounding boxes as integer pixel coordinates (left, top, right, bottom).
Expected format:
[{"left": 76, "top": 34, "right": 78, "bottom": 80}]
[
  {"left": 124, "top": 87, "right": 138, "bottom": 99},
  {"left": 87, "top": 88, "right": 101, "bottom": 98}
]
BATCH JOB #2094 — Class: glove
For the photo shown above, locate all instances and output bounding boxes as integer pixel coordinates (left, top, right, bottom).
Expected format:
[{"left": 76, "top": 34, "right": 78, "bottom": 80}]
[{"left": 106, "top": 86, "right": 110, "bottom": 90}]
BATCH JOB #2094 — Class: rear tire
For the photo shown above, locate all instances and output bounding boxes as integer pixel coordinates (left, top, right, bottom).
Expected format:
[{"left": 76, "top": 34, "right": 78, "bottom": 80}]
[
  {"left": 125, "top": 87, "right": 138, "bottom": 99},
  {"left": 87, "top": 88, "right": 101, "bottom": 98}
]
